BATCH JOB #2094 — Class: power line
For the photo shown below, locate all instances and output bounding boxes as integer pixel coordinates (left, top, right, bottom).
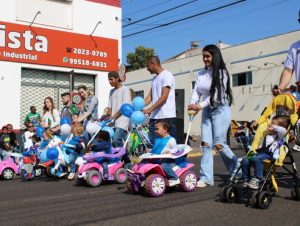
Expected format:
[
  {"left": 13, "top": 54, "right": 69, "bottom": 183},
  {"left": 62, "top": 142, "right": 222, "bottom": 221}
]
[
  {"left": 124, "top": 0, "right": 173, "bottom": 18},
  {"left": 123, "top": 0, "right": 247, "bottom": 38},
  {"left": 123, "top": 0, "right": 198, "bottom": 28}
]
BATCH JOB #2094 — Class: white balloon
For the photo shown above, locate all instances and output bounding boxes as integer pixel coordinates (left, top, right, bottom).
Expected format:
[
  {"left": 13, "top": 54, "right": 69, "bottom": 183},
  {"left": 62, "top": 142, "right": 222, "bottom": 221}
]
[
  {"left": 61, "top": 124, "right": 71, "bottom": 135},
  {"left": 86, "top": 121, "right": 100, "bottom": 134}
]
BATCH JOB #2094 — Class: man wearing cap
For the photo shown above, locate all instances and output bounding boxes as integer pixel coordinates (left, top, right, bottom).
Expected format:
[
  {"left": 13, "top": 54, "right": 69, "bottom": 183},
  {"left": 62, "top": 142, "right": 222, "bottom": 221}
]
[{"left": 107, "top": 71, "right": 131, "bottom": 147}]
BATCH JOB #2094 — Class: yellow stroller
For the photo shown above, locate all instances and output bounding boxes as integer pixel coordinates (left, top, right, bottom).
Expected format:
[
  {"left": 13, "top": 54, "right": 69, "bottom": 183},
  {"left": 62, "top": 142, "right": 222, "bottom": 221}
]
[{"left": 220, "top": 94, "right": 300, "bottom": 209}]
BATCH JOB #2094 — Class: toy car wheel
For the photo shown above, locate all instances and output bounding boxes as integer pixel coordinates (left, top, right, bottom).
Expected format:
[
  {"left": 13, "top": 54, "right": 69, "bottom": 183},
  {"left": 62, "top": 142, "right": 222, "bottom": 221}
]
[
  {"left": 265, "top": 180, "right": 276, "bottom": 193},
  {"left": 1, "top": 168, "right": 14, "bottom": 180},
  {"left": 179, "top": 170, "right": 197, "bottom": 192},
  {"left": 250, "top": 191, "right": 259, "bottom": 208},
  {"left": 45, "top": 167, "right": 56, "bottom": 178},
  {"left": 225, "top": 186, "right": 238, "bottom": 203},
  {"left": 145, "top": 174, "right": 166, "bottom": 197},
  {"left": 291, "top": 186, "right": 300, "bottom": 201},
  {"left": 86, "top": 170, "right": 102, "bottom": 187},
  {"left": 115, "top": 168, "right": 128, "bottom": 184},
  {"left": 257, "top": 191, "right": 272, "bottom": 209},
  {"left": 34, "top": 167, "right": 43, "bottom": 177},
  {"left": 74, "top": 172, "right": 85, "bottom": 186},
  {"left": 220, "top": 185, "right": 230, "bottom": 202}
]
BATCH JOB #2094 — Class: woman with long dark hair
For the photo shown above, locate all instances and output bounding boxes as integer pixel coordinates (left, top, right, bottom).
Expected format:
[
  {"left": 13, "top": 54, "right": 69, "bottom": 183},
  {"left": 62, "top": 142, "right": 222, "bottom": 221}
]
[
  {"left": 188, "top": 44, "right": 239, "bottom": 188},
  {"left": 41, "top": 96, "right": 60, "bottom": 132}
]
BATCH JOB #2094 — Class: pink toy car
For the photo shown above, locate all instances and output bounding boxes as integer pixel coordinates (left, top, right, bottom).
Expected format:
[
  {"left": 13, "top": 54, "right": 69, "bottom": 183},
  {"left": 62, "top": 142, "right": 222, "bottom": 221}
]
[
  {"left": 126, "top": 145, "right": 197, "bottom": 197},
  {"left": 75, "top": 147, "right": 128, "bottom": 187},
  {"left": 0, "top": 156, "right": 19, "bottom": 180}
]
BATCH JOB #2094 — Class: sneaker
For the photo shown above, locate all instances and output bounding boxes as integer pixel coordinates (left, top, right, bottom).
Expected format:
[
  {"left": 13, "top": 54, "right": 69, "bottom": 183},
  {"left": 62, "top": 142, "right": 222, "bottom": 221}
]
[
  {"left": 68, "top": 172, "right": 75, "bottom": 180},
  {"left": 293, "top": 144, "right": 300, "bottom": 152},
  {"left": 248, "top": 178, "right": 260, "bottom": 190},
  {"left": 196, "top": 180, "right": 208, "bottom": 188},
  {"left": 59, "top": 172, "right": 68, "bottom": 178},
  {"left": 168, "top": 179, "right": 180, "bottom": 187},
  {"left": 103, "top": 173, "right": 109, "bottom": 180}
]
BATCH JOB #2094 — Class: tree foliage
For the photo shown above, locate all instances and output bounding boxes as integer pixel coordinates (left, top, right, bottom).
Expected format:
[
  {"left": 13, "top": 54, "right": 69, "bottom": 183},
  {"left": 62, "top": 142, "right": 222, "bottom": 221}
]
[{"left": 126, "top": 46, "right": 155, "bottom": 71}]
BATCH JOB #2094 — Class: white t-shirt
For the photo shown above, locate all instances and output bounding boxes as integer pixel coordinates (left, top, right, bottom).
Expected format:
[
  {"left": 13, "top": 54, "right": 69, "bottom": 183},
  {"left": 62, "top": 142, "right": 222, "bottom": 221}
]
[
  {"left": 151, "top": 70, "right": 176, "bottom": 119},
  {"left": 42, "top": 109, "right": 60, "bottom": 128},
  {"left": 190, "top": 68, "right": 228, "bottom": 108},
  {"left": 284, "top": 40, "right": 300, "bottom": 82},
  {"left": 108, "top": 85, "right": 131, "bottom": 130},
  {"left": 161, "top": 137, "right": 177, "bottom": 154}
]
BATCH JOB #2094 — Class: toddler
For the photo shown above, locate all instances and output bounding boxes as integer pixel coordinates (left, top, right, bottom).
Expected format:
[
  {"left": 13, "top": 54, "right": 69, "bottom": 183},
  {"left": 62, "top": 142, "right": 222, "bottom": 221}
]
[
  {"left": 91, "top": 130, "right": 112, "bottom": 179},
  {"left": 149, "top": 120, "right": 179, "bottom": 187},
  {"left": 65, "top": 123, "right": 85, "bottom": 180},
  {"left": 241, "top": 115, "right": 289, "bottom": 189}
]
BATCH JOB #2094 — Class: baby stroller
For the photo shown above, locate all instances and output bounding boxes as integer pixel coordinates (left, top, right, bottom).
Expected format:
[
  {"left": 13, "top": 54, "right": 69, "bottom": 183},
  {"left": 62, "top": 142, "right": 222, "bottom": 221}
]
[{"left": 220, "top": 94, "right": 300, "bottom": 209}]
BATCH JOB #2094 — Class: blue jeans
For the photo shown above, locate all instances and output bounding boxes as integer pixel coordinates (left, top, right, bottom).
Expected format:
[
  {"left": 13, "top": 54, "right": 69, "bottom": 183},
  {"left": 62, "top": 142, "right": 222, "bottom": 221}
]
[
  {"left": 237, "top": 135, "right": 250, "bottom": 153},
  {"left": 148, "top": 118, "right": 177, "bottom": 147},
  {"left": 95, "top": 157, "right": 108, "bottom": 175},
  {"left": 200, "top": 104, "right": 239, "bottom": 185},
  {"left": 241, "top": 152, "right": 272, "bottom": 180},
  {"left": 161, "top": 159, "right": 178, "bottom": 180},
  {"left": 69, "top": 152, "right": 78, "bottom": 173},
  {"left": 113, "top": 127, "right": 127, "bottom": 147}
]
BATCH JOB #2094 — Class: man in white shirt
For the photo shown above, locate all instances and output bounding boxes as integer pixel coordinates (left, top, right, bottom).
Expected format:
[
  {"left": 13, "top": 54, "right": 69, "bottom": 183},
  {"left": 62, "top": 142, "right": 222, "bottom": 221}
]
[{"left": 143, "top": 56, "right": 176, "bottom": 145}]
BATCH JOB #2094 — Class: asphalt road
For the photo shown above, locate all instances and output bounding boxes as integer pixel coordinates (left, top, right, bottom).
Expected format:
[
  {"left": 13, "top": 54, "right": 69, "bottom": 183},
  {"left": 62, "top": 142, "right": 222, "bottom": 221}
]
[{"left": 1, "top": 147, "right": 300, "bottom": 226}]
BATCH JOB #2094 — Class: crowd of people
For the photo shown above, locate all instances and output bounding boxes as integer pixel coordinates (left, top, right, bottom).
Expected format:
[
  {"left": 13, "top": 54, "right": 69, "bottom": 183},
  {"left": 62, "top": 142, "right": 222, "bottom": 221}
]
[{"left": 1, "top": 11, "right": 300, "bottom": 189}]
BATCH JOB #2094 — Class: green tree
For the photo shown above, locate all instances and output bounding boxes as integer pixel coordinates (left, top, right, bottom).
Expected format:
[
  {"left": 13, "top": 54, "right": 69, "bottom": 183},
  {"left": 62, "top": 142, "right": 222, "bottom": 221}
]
[{"left": 126, "top": 46, "right": 155, "bottom": 71}]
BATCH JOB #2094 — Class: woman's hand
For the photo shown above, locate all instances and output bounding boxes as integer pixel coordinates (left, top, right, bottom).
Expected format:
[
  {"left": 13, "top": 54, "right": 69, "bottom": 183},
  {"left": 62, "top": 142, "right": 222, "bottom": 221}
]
[{"left": 187, "top": 104, "right": 202, "bottom": 112}]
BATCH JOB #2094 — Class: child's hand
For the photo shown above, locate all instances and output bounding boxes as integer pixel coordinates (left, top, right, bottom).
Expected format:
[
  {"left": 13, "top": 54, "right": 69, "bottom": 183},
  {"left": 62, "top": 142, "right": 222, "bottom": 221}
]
[
  {"left": 267, "top": 125, "right": 275, "bottom": 133},
  {"left": 162, "top": 150, "right": 170, "bottom": 154},
  {"left": 145, "top": 148, "right": 150, "bottom": 153}
]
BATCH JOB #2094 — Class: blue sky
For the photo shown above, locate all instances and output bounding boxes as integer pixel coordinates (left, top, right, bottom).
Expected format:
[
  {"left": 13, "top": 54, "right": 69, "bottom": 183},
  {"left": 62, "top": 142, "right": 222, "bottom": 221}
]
[{"left": 121, "top": 0, "right": 299, "bottom": 63}]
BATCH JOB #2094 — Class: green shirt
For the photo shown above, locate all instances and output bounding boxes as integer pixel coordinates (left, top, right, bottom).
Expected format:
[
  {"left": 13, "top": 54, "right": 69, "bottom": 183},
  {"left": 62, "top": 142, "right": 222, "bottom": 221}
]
[{"left": 24, "top": 112, "right": 42, "bottom": 127}]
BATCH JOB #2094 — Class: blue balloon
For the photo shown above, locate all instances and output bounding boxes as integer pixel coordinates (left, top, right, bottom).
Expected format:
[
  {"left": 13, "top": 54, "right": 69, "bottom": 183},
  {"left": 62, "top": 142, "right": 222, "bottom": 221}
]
[
  {"left": 132, "top": 97, "right": 145, "bottom": 111},
  {"left": 40, "top": 150, "right": 49, "bottom": 162},
  {"left": 61, "top": 117, "right": 71, "bottom": 125},
  {"left": 102, "top": 126, "right": 115, "bottom": 138},
  {"left": 47, "top": 147, "right": 59, "bottom": 160},
  {"left": 120, "top": 103, "right": 135, "bottom": 118},
  {"left": 130, "top": 111, "right": 145, "bottom": 125},
  {"left": 36, "top": 126, "right": 45, "bottom": 138}
]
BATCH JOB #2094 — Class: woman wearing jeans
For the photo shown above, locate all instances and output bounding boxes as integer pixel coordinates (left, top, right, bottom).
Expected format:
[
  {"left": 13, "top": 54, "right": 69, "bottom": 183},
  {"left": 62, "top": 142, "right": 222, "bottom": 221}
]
[{"left": 188, "top": 44, "right": 239, "bottom": 188}]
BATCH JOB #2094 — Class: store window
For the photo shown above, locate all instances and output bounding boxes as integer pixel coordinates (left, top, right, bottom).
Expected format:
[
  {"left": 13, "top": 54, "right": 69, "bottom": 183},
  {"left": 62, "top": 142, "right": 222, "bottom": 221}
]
[{"left": 135, "top": 90, "right": 144, "bottom": 98}]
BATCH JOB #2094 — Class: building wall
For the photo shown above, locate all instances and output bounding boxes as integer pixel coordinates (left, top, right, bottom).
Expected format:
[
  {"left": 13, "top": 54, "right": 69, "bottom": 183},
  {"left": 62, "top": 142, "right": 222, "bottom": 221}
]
[
  {"left": 125, "top": 30, "right": 300, "bottom": 135},
  {"left": 0, "top": 0, "right": 121, "bottom": 129}
]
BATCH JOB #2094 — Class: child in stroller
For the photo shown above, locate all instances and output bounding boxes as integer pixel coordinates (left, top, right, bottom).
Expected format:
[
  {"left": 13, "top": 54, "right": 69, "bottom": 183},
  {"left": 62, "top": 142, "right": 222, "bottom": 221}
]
[{"left": 241, "top": 115, "right": 289, "bottom": 189}]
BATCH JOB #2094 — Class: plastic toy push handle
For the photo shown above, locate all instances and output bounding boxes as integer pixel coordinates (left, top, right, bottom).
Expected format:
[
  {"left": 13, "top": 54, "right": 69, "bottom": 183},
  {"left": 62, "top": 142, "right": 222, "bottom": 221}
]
[{"left": 185, "top": 109, "right": 197, "bottom": 145}]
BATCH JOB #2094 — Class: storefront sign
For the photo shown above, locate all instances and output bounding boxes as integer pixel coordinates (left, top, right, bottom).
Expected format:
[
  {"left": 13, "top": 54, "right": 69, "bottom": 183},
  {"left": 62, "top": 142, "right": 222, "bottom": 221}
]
[{"left": 0, "top": 21, "right": 118, "bottom": 71}]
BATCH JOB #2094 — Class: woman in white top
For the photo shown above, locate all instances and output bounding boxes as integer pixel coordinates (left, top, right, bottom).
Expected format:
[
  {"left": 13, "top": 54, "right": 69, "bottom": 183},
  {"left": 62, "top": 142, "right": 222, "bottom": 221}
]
[
  {"left": 188, "top": 44, "right": 239, "bottom": 188},
  {"left": 41, "top": 96, "right": 60, "bottom": 132}
]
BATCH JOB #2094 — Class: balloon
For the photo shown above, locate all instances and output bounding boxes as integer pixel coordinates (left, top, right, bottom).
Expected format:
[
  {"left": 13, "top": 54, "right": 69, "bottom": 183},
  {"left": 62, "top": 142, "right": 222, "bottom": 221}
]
[
  {"left": 142, "top": 114, "right": 150, "bottom": 126},
  {"left": 132, "top": 97, "right": 145, "bottom": 111},
  {"left": 61, "top": 124, "right": 71, "bottom": 135},
  {"left": 102, "top": 126, "right": 115, "bottom": 138},
  {"left": 36, "top": 126, "right": 45, "bottom": 138},
  {"left": 40, "top": 150, "right": 49, "bottom": 162},
  {"left": 120, "top": 103, "right": 135, "bottom": 118},
  {"left": 86, "top": 121, "right": 100, "bottom": 134},
  {"left": 131, "top": 111, "right": 145, "bottom": 125},
  {"left": 61, "top": 117, "right": 71, "bottom": 125},
  {"left": 46, "top": 147, "right": 59, "bottom": 160}
]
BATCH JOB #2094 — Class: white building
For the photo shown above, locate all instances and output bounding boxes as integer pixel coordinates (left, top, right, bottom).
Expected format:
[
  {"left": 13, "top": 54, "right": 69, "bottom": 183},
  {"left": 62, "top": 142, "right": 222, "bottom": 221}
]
[
  {"left": 0, "top": 0, "right": 122, "bottom": 129},
  {"left": 125, "top": 30, "right": 300, "bottom": 136}
]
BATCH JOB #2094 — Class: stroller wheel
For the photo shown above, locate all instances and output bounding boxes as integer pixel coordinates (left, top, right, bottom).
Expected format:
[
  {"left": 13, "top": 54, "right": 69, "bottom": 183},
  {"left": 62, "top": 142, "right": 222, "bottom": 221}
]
[
  {"left": 250, "top": 191, "right": 259, "bottom": 208},
  {"left": 291, "top": 187, "right": 300, "bottom": 201},
  {"left": 257, "top": 191, "right": 272, "bottom": 209},
  {"left": 225, "top": 186, "right": 238, "bottom": 203},
  {"left": 220, "top": 185, "right": 230, "bottom": 202}
]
